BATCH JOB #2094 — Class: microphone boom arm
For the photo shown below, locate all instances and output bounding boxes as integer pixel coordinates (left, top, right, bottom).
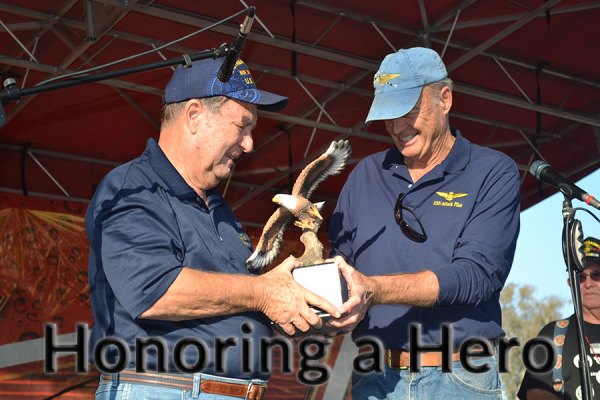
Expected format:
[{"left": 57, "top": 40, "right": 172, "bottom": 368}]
[
  {"left": 0, "top": 6, "right": 258, "bottom": 128},
  {"left": 0, "top": 47, "right": 228, "bottom": 106}
]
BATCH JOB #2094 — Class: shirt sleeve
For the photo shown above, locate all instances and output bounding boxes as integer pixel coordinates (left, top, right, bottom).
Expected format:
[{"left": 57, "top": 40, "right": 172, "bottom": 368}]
[
  {"left": 90, "top": 194, "right": 184, "bottom": 319},
  {"left": 432, "top": 158, "right": 521, "bottom": 306}
]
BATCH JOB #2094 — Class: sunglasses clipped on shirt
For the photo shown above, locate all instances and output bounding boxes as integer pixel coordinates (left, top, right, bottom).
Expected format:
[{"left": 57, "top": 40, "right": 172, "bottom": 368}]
[
  {"left": 579, "top": 270, "right": 600, "bottom": 284},
  {"left": 394, "top": 192, "right": 427, "bottom": 243}
]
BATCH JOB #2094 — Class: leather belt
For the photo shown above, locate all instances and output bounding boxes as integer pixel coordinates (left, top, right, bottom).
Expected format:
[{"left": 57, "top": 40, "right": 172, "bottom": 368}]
[
  {"left": 385, "top": 349, "right": 462, "bottom": 369},
  {"left": 386, "top": 342, "right": 497, "bottom": 369},
  {"left": 100, "top": 371, "right": 267, "bottom": 400}
]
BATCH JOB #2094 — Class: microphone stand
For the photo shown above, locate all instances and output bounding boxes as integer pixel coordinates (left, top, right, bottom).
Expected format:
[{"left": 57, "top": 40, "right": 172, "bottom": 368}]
[
  {"left": 562, "top": 196, "right": 593, "bottom": 400},
  {"left": 0, "top": 45, "right": 229, "bottom": 128}
]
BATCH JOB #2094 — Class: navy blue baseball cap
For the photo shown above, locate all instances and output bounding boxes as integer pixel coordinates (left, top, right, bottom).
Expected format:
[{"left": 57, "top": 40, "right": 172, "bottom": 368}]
[
  {"left": 163, "top": 57, "right": 288, "bottom": 111},
  {"left": 366, "top": 47, "right": 447, "bottom": 122},
  {"left": 585, "top": 237, "right": 600, "bottom": 265}
]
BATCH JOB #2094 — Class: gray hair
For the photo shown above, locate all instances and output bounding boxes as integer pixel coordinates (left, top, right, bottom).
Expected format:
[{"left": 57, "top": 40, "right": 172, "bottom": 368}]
[
  {"left": 426, "top": 78, "right": 453, "bottom": 105},
  {"left": 161, "top": 96, "right": 228, "bottom": 126}
]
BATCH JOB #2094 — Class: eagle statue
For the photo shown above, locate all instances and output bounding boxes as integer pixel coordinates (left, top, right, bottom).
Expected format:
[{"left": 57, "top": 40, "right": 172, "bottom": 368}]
[{"left": 246, "top": 140, "right": 352, "bottom": 271}]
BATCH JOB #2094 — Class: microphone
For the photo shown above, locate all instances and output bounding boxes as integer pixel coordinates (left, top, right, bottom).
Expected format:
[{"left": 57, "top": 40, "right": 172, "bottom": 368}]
[
  {"left": 218, "top": 7, "right": 255, "bottom": 82},
  {"left": 529, "top": 160, "right": 600, "bottom": 210}
]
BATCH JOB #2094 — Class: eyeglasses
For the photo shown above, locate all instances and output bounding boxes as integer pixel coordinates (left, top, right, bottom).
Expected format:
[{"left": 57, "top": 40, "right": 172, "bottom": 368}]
[
  {"left": 579, "top": 270, "right": 600, "bottom": 284},
  {"left": 394, "top": 192, "right": 427, "bottom": 242}
]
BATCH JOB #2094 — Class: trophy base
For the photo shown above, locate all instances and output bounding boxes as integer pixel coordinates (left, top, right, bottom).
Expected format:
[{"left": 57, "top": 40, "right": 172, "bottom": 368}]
[{"left": 274, "top": 261, "right": 348, "bottom": 337}]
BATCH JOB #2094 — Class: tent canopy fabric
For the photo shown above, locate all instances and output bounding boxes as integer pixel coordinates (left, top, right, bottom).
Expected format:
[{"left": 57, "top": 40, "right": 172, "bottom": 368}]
[{"left": 1, "top": 0, "right": 599, "bottom": 228}]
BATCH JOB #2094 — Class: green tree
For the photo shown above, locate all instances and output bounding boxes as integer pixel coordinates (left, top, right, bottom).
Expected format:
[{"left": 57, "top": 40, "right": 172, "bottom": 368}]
[{"left": 500, "top": 283, "right": 565, "bottom": 399}]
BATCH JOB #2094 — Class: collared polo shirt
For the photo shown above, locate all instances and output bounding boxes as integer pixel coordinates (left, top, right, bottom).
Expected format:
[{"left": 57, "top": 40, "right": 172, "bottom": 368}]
[
  {"left": 329, "top": 130, "right": 521, "bottom": 350},
  {"left": 86, "top": 139, "right": 271, "bottom": 378}
]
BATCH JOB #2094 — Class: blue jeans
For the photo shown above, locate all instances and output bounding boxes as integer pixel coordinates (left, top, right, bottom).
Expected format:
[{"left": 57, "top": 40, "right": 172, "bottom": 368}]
[
  {"left": 352, "top": 356, "right": 502, "bottom": 400},
  {"left": 95, "top": 372, "right": 268, "bottom": 400}
]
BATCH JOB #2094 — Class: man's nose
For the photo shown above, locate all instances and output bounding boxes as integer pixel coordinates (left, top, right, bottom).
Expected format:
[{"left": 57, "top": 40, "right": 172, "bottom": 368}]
[
  {"left": 241, "top": 133, "right": 254, "bottom": 153},
  {"left": 386, "top": 118, "right": 409, "bottom": 135}
]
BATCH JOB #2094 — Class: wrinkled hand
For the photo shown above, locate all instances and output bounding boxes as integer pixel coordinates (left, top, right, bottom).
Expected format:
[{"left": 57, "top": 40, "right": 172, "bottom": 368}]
[
  {"left": 326, "top": 256, "right": 373, "bottom": 333},
  {"left": 257, "top": 256, "right": 340, "bottom": 336}
]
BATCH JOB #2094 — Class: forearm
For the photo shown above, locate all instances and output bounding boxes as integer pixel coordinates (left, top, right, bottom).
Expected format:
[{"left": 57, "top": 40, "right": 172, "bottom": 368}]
[
  {"left": 140, "top": 267, "right": 264, "bottom": 320},
  {"left": 368, "top": 270, "right": 440, "bottom": 307},
  {"left": 331, "top": 266, "right": 440, "bottom": 330},
  {"left": 139, "top": 259, "right": 341, "bottom": 337}
]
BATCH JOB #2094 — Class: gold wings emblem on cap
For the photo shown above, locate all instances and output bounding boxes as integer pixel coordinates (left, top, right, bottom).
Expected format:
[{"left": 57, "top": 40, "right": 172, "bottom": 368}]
[
  {"left": 436, "top": 191, "right": 468, "bottom": 201},
  {"left": 585, "top": 239, "right": 600, "bottom": 254},
  {"left": 375, "top": 73, "right": 400, "bottom": 86}
]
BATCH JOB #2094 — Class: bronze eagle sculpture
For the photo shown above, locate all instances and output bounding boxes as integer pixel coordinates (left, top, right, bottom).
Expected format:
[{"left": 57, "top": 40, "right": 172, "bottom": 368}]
[{"left": 246, "top": 140, "right": 352, "bottom": 271}]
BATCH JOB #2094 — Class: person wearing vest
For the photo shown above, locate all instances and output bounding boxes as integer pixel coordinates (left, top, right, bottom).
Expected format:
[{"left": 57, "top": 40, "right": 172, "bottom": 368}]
[{"left": 518, "top": 236, "right": 600, "bottom": 399}]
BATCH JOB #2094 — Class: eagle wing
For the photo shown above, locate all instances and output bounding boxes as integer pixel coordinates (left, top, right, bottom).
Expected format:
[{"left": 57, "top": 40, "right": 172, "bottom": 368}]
[
  {"left": 246, "top": 207, "right": 293, "bottom": 272},
  {"left": 247, "top": 140, "right": 351, "bottom": 271},
  {"left": 292, "top": 140, "right": 352, "bottom": 199}
]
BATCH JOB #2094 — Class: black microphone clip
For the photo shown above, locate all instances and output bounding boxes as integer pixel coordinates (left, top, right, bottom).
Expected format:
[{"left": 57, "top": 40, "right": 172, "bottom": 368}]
[{"left": 217, "top": 7, "right": 256, "bottom": 82}]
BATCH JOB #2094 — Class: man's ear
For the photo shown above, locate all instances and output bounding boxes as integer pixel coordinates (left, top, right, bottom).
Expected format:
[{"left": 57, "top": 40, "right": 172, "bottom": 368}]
[
  {"left": 184, "top": 99, "right": 203, "bottom": 134},
  {"left": 440, "top": 86, "right": 452, "bottom": 115}
]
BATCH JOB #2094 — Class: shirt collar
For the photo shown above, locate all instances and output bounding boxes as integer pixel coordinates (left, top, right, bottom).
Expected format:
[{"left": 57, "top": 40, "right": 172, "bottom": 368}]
[
  {"left": 206, "top": 191, "right": 225, "bottom": 211},
  {"left": 441, "top": 128, "right": 470, "bottom": 174},
  {"left": 145, "top": 138, "right": 197, "bottom": 199},
  {"left": 145, "top": 138, "right": 225, "bottom": 209}
]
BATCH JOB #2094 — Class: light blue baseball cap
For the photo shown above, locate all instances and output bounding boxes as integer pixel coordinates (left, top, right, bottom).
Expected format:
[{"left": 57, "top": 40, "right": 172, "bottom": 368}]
[{"left": 366, "top": 47, "right": 447, "bottom": 122}]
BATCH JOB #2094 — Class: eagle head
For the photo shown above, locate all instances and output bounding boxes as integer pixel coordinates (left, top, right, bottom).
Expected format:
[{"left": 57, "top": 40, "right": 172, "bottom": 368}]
[{"left": 273, "top": 194, "right": 323, "bottom": 219}]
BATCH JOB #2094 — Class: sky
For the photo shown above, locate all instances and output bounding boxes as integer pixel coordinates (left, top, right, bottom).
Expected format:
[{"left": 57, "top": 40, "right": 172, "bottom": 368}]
[{"left": 506, "top": 167, "right": 600, "bottom": 315}]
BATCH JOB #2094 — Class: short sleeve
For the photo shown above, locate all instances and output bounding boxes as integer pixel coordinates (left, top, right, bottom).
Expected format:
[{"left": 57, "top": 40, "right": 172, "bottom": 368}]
[{"left": 91, "top": 195, "right": 184, "bottom": 318}]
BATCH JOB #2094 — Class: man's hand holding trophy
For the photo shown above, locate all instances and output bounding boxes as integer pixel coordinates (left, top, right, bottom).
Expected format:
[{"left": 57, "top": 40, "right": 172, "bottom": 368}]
[{"left": 246, "top": 140, "right": 352, "bottom": 336}]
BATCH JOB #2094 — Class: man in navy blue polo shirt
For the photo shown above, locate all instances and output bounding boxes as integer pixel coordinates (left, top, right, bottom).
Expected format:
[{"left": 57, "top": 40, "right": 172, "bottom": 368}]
[
  {"left": 328, "top": 47, "right": 521, "bottom": 399},
  {"left": 86, "top": 58, "right": 340, "bottom": 400}
]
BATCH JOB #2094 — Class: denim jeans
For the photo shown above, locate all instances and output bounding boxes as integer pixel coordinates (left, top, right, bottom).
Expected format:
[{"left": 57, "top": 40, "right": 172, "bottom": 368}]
[
  {"left": 352, "top": 356, "right": 502, "bottom": 400},
  {"left": 95, "top": 372, "right": 268, "bottom": 400}
]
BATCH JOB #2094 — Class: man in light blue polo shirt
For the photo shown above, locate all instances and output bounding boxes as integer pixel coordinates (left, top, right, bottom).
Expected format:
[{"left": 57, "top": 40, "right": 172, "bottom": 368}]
[
  {"left": 328, "top": 47, "right": 521, "bottom": 399},
  {"left": 86, "top": 58, "right": 340, "bottom": 400}
]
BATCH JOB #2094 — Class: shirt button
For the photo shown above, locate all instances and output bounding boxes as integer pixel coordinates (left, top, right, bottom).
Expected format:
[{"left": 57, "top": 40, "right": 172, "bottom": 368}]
[{"left": 408, "top": 184, "right": 413, "bottom": 189}]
